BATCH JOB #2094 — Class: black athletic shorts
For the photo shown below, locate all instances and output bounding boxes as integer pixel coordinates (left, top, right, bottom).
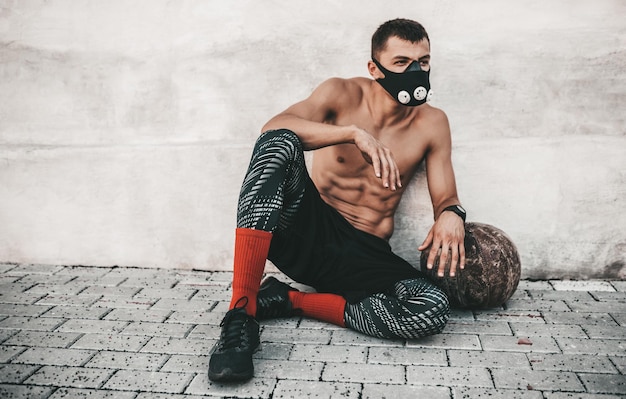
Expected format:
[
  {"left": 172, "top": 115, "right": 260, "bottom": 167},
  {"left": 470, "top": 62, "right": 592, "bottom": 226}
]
[{"left": 268, "top": 174, "right": 424, "bottom": 303}]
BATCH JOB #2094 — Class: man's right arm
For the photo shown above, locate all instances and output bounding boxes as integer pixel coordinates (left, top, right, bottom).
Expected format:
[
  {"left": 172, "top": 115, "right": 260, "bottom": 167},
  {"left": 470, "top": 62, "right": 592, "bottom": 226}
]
[
  {"left": 262, "top": 78, "right": 357, "bottom": 150},
  {"left": 262, "top": 78, "right": 402, "bottom": 190}
]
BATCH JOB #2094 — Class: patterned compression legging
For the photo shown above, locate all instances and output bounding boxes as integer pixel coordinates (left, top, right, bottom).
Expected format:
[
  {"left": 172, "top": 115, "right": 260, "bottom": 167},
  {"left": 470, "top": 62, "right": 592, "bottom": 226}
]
[
  {"left": 237, "top": 129, "right": 306, "bottom": 232},
  {"left": 237, "top": 129, "right": 449, "bottom": 339}
]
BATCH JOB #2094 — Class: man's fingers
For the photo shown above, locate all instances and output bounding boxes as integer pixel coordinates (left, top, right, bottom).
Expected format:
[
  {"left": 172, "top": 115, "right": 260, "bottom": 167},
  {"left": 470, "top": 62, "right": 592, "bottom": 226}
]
[
  {"left": 378, "top": 149, "right": 391, "bottom": 188},
  {"left": 357, "top": 134, "right": 398, "bottom": 190},
  {"left": 459, "top": 242, "right": 466, "bottom": 270},
  {"left": 384, "top": 150, "right": 402, "bottom": 190},
  {"left": 449, "top": 246, "right": 459, "bottom": 277},
  {"left": 421, "top": 215, "right": 466, "bottom": 278},
  {"left": 418, "top": 231, "right": 433, "bottom": 251},
  {"left": 382, "top": 149, "right": 400, "bottom": 190},
  {"left": 437, "top": 244, "right": 449, "bottom": 277},
  {"left": 370, "top": 151, "right": 381, "bottom": 178},
  {"left": 395, "top": 163, "right": 402, "bottom": 189},
  {"left": 426, "top": 241, "right": 439, "bottom": 271},
  {"left": 368, "top": 146, "right": 398, "bottom": 190}
]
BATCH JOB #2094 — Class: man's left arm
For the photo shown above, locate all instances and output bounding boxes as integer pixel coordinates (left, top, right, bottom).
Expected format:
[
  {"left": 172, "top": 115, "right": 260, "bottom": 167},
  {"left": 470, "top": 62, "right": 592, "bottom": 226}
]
[{"left": 418, "top": 110, "right": 466, "bottom": 277}]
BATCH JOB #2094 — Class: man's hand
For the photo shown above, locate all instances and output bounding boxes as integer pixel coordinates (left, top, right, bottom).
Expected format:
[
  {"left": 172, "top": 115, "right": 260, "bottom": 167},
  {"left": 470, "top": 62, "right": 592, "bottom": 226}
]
[
  {"left": 353, "top": 128, "right": 402, "bottom": 190},
  {"left": 418, "top": 211, "right": 466, "bottom": 277}
]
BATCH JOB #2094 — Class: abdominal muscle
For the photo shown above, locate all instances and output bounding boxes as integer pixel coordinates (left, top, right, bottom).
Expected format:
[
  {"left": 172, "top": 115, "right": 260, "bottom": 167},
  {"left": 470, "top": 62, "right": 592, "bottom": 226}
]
[{"left": 311, "top": 145, "right": 405, "bottom": 241}]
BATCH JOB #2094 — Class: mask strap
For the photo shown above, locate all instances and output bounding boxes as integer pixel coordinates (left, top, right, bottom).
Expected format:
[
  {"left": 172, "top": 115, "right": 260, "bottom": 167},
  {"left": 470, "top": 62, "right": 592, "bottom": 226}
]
[{"left": 372, "top": 58, "right": 387, "bottom": 74}]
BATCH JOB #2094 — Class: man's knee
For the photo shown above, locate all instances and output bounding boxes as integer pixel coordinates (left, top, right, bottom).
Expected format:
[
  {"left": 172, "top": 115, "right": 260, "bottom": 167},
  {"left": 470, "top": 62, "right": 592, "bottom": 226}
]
[
  {"left": 256, "top": 129, "right": 303, "bottom": 158},
  {"left": 345, "top": 289, "right": 450, "bottom": 340},
  {"left": 399, "top": 290, "right": 450, "bottom": 337}
]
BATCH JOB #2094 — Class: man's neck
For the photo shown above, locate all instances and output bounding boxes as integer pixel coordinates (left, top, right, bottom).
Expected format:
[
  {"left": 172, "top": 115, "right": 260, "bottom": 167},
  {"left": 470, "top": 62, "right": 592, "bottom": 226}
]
[{"left": 367, "top": 80, "right": 420, "bottom": 129}]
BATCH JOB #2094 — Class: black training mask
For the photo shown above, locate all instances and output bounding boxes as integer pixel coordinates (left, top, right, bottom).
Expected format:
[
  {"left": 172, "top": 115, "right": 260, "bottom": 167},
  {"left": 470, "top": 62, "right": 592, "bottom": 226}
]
[{"left": 373, "top": 59, "right": 432, "bottom": 106}]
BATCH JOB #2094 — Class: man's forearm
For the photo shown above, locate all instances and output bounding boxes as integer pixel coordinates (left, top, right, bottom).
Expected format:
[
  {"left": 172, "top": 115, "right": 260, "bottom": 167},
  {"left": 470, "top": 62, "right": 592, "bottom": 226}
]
[{"left": 262, "top": 115, "right": 357, "bottom": 151}]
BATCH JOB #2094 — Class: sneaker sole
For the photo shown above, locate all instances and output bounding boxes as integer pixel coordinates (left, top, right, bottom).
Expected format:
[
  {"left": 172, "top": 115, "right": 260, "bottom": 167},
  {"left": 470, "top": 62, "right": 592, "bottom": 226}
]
[
  {"left": 208, "top": 368, "right": 253, "bottom": 382},
  {"left": 207, "top": 344, "right": 262, "bottom": 383}
]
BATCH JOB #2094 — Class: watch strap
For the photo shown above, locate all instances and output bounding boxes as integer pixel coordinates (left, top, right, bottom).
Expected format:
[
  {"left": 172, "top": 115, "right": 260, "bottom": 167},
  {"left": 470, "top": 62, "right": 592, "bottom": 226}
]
[{"left": 442, "top": 205, "right": 466, "bottom": 222}]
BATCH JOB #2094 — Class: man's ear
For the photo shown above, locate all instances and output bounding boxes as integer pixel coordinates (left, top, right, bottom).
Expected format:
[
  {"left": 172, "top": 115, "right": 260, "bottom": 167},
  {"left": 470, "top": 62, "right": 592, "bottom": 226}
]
[{"left": 368, "top": 60, "right": 383, "bottom": 79}]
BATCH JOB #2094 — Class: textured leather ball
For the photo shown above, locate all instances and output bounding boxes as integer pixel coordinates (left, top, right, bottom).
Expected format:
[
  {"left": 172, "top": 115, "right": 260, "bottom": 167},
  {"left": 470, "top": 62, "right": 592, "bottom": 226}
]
[{"left": 421, "top": 222, "right": 521, "bottom": 309}]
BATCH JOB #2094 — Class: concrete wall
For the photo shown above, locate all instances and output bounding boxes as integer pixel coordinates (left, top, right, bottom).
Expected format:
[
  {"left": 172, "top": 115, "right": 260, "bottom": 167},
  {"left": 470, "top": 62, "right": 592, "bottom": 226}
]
[{"left": 1, "top": 0, "right": 624, "bottom": 279}]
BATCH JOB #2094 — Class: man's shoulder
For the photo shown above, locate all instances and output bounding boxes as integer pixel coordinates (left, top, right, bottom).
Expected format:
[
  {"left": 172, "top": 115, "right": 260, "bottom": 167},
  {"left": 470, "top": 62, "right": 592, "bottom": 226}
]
[
  {"left": 421, "top": 103, "right": 448, "bottom": 120},
  {"left": 412, "top": 104, "right": 450, "bottom": 130},
  {"left": 312, "top": 77, "right": 370, "bottom": 108},
  {"left": 319, "top": 77, "right": 370, "bottom": 92}
]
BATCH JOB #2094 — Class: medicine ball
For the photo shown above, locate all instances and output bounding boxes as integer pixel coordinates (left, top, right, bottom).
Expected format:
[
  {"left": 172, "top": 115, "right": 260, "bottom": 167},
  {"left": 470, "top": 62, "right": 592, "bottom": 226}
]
[{"left": 421, "top": 222, "right": 521, "bottom": 309}]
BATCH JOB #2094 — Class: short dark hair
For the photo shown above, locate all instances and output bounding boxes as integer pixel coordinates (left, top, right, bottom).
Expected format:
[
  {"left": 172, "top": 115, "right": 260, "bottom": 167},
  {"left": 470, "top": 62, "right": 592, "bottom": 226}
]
[{"left": 371, "top": 18, "right": 430, "bottom": 60}]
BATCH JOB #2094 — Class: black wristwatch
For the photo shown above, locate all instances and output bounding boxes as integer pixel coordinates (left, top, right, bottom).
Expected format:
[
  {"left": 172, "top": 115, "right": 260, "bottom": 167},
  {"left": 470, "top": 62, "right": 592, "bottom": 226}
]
[{"left": 442, "top": 205, "right": 466, "bottom": 222}]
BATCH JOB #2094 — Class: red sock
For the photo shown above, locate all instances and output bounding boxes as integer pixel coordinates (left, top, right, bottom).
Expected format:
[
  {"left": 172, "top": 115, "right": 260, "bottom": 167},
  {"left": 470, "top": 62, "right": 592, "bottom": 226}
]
[
  {"left": 288, "top": 291, "right": 346, "bottom": 327},
  {"left": 229, "top": 228, "right": 273, "bottom": 316}
]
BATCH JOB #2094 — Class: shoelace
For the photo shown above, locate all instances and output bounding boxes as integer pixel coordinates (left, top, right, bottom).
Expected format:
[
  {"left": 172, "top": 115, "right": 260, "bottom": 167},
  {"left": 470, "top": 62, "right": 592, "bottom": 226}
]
[
  {"left": 218, "top": 310, "right": 250, "bottom": 350},
  {"left": 218, "top": 296, "right": 251, "bottom": 350}
]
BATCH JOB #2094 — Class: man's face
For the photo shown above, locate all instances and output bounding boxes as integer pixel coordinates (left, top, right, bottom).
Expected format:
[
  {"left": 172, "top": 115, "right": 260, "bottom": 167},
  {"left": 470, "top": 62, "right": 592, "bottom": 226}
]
[{"left": 373, "top": 36, "right": 431, "bottom": 77}]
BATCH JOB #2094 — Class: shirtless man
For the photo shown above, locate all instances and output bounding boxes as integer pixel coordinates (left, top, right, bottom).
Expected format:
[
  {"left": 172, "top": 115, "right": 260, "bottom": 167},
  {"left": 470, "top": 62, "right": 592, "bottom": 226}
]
[{"left": 208, "top": 18, "right": 466, "bottom": 382}]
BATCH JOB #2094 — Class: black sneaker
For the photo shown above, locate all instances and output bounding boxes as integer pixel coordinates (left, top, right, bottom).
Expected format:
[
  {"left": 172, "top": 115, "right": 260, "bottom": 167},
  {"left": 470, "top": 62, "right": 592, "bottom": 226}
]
[
  {"left": 256, "top": 276, "right": 299, "bottom": 320},
  {"left": 208, "top": 302, "right": 260, "bottom": 382}
]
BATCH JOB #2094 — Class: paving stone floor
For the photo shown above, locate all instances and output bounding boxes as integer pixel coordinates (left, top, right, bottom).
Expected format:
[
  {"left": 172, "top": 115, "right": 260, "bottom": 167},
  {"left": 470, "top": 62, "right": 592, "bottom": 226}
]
[{"left": 0, "top": 263, "right": 625, "bottom": 398}]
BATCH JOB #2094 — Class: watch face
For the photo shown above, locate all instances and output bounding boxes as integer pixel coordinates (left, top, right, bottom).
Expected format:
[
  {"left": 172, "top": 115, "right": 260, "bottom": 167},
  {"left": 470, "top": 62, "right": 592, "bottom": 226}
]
[{"left": 456, "top": 205, "right": 466, "bottom": 214}]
